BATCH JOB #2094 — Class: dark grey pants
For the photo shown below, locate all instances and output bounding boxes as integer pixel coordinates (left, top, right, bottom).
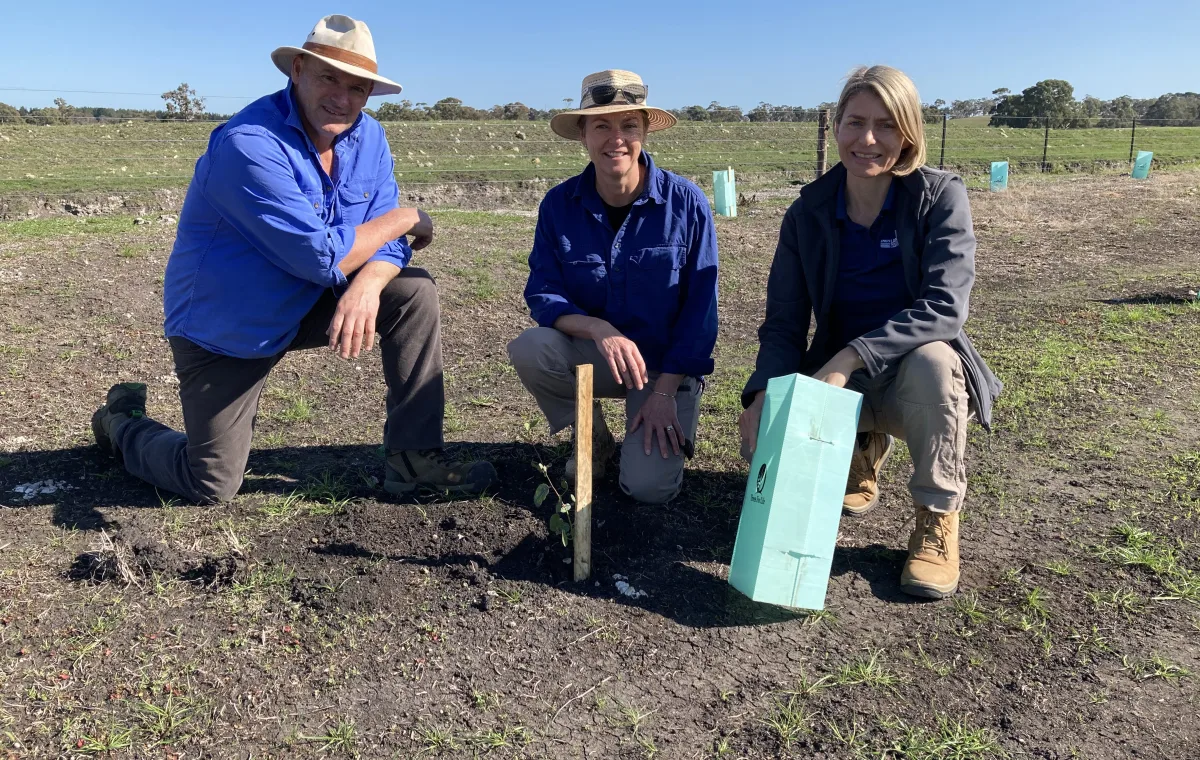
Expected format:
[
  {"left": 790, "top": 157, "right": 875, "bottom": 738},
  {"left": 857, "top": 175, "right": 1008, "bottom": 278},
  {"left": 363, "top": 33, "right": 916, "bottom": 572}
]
[{"left": 114, "top": 268, "right": 445, "bottom": 504}]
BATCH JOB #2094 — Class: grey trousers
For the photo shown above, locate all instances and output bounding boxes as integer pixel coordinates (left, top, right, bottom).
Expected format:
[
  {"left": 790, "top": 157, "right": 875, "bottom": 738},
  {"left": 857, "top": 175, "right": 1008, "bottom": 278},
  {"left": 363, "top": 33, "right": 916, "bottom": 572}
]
[
  {"left": 507, "top": 327, "right": 702, "bottom": 505},
  {"left": 114, "top": 268, "right": 445, "bottom": 504},
  {"left": 845, "top": 341, "right": 970, "bottom": 513}
]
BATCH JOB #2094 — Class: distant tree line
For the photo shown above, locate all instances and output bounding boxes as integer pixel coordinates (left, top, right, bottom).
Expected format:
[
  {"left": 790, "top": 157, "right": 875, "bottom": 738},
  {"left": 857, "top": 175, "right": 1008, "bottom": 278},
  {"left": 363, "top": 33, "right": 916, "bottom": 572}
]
[
  {"left": 4, "top": 78, "right": 1198, "bottom": 128},
  {"left": 0, "top": 83, "right": 230, "bottom": 124}
]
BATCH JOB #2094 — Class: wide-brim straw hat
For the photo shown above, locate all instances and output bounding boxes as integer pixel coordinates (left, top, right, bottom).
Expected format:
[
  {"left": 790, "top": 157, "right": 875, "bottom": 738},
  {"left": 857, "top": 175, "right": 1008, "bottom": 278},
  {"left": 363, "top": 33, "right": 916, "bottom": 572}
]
[
  {"left": 270, "top": 14, "right": 402, "bottom": 97},
  {"left": 550, "top": 70, "right": 677, "bottom": 140}
]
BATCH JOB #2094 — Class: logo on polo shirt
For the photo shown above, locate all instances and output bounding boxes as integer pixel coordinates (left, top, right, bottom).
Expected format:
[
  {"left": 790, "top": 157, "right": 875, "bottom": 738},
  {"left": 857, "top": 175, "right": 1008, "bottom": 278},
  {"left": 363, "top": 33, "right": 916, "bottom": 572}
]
[{"left": 880, "top": 235, "right": 899, "bottom": 249}]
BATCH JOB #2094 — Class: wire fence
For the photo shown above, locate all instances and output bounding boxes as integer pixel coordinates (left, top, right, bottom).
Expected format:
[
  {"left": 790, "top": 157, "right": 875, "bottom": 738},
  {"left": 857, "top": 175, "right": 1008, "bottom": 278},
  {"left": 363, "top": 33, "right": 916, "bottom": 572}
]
[{"left": 2, "top": 112, "right": 1199, "bottom": 198}]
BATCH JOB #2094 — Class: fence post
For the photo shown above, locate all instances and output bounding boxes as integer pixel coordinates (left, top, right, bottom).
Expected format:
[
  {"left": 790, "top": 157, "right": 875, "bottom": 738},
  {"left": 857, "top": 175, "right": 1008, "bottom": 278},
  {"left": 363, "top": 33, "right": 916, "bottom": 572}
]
[
  {"left": 939, "top": 113, "right": 947, "bottom": 170},
  {"left": 816, "top": 109, "right": 830, "bottom": 179},
  {"left": 1129, "top": 117, "right": 1137, "bottom": 163},
  {"left": 1041, "top": 117, "right": 1050, "bottom": 173}
]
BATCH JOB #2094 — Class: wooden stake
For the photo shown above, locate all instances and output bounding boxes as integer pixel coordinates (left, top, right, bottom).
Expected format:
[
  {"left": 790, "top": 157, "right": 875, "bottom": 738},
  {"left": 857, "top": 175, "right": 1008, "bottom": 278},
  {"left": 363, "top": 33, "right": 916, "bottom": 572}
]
[{"left": 573, "top": 364, "right": 593, "bottom": 581}]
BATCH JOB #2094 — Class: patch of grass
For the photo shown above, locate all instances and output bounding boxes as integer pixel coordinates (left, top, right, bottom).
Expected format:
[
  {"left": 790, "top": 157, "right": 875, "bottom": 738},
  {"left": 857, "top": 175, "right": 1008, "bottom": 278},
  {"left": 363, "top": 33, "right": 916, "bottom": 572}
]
[
  {"left": 760, "top": 694, "right": 810, "bottom": 750},
  {"left": 1022, "top": 587, "right": 1051, "bottom": 622},
  {"left": 139, "top": 694, "right": 196, "bottom": 745},
  {"left": 471, "top": 690, "right": 502, "bottom": 711},
  {"left": 1040, "top": 560, "right": 1073, "bottom": 577},
  {"left": 1122, "top": 653, "right": 1191, "bottom": 682},
  {"left": 418, "top": 724, "right": 460, "bottom": 753},
  {"left": 75, "top": 722, "right": 135, "bottom": 754},
  {"left": 231, "top": 562, "right": 294, "bottom": 595},
  {"left": 885, "top": 715, "right": 1007, "bottom": 759},
  {"left": 835, "top": 650, "right": 902, "bottom": 689},
  {"left": 300, "top": 719, "right": 357, "bottom": 755},
  {"left": 616, "top": 700, "right": 654, "bottom": 735},
  {"left": 1099, "top": 522, "right": 1180, "bottom": 575},
  {"left": 0, "top": 215, "right": 141, "bottom": 239},
  {"left": 473, "top": 724, "right": 530, "bottom": 749},
  {"left": 1086, "top": 588, "right": 1145, "bottom": 619}
]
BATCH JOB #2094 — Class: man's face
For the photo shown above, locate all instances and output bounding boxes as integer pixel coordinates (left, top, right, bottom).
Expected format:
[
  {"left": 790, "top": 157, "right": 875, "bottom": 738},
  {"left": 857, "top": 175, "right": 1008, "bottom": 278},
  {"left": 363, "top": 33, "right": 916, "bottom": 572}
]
[
  {"left": 580, "top": 111, "right": 645, "bottom": 180},
  {"left": 290, "top": 56, "right": 373, "bottom": 142}
]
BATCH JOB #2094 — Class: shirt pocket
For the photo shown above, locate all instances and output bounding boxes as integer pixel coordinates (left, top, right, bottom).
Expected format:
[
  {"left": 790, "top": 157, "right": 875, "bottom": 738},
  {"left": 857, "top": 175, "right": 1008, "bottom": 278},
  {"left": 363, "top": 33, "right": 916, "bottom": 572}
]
[
  {"left": 560, "top": 252, "right": 607, "bottom": 314},
  {"left": 628, "top": 245, "right": 685, "bottom": 322},
  {"left": 338, "top": 183, "right": 374, "bottom": 226}
]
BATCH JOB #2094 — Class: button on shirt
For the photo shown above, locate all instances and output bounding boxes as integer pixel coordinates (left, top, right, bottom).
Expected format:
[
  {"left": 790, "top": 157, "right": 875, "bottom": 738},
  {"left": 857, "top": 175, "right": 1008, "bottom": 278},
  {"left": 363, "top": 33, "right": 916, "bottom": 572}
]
[
  {"left": 828, "top": 178, "right": 912, "bottom": 352},
  {"left": 523, "top": 152, "right": 719, "bottom": 378},
  {"left": 163, "top": 85, "right": 411, "bottom": 359}
]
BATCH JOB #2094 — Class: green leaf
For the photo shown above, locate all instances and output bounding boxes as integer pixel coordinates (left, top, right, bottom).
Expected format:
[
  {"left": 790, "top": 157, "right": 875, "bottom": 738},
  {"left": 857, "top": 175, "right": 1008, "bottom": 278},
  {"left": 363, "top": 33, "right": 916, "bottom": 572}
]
[
  {"left": 534, "top": 483, "right": 550, "bottom": 507},
  {"left": 549, "top": 512, "right": 566, "bottom": 535},
  {"left": 559, "top": 502, "right": 571, "bottom": 514}
]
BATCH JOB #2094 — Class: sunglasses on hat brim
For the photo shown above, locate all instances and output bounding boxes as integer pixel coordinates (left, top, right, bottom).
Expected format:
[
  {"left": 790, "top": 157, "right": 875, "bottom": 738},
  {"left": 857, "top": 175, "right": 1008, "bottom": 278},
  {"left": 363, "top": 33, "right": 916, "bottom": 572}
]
[{"left": 586, "top": 83, "right": 648, "bottom": 106}]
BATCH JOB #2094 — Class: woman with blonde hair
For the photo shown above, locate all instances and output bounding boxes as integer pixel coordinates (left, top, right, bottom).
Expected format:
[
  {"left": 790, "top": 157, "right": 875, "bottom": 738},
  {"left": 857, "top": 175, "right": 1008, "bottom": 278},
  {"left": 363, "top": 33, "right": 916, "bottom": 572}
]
[{"left": 738, "top": 65, "right": 1001, "bottom": 598}]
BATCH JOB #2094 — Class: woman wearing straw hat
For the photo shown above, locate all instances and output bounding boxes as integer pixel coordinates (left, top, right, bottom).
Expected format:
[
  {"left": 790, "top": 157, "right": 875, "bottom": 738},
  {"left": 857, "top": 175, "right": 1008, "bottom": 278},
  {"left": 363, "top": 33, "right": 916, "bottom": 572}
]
[
  {"left": 738, "top": 65, "right": 1002, "bottom": 598},
  {"left": 508, "top": 70, "right": 719, "bottom": 505},
  {"left": 91, "top": 15, "right": 497, "bottom": 504}
]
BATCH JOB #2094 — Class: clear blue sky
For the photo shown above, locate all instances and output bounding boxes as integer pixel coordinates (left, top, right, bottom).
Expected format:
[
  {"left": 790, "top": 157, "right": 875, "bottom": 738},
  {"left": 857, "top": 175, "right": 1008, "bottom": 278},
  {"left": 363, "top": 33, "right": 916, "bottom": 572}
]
[{"left": 5, "top": 0, "right": 1198, "bottom": 113}]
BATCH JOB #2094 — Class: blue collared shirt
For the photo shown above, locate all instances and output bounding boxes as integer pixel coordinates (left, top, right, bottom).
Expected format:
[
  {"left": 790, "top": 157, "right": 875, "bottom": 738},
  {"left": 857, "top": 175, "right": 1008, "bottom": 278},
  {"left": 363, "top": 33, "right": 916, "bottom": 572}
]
[
  {"left": 829, "top": 178, "right": 910, "bottom": 352},
  {"left": 163, "top": 85, "right": 410, "bottom": 358},
  {"left": 523, "top": 152, "right": 719, "bottom": 378}
]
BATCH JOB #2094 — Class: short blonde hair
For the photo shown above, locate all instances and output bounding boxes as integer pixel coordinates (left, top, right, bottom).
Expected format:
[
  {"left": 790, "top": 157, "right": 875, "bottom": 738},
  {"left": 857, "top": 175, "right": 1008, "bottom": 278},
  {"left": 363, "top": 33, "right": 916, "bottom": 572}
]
[{"left": 834, "top": 65, "right": 926, "bottom": 176}]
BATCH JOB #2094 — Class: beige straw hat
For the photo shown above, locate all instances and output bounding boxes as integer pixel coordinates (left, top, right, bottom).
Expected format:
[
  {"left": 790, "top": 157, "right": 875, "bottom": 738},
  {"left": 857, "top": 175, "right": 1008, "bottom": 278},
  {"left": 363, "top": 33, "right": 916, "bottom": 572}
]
[
  {"left": 550, "top": 70, "right": 677, "bottom": 140},
  {"left": 270, "top": 15, "right": 402, "bottom": 97}
]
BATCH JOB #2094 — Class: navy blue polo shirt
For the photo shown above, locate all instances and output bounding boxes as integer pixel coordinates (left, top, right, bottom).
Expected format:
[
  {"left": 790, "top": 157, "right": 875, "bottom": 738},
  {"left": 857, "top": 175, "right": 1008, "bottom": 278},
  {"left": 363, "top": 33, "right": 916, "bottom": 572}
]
[{"left": 828, "top": 179, "right": 912, "bottom": 353}]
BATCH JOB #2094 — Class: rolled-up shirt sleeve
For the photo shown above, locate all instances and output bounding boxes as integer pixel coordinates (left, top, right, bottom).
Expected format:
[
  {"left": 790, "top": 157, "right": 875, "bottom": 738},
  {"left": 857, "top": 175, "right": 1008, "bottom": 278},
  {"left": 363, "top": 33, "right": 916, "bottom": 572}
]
[
  {"left": 363, "top": 151, "right": 412, "bottom": 269},
  {"left": 661, "top": 189, "right": 718, "bottom": 377},
  {"left": 201, "top": 128, "right": 352, "bottom": 289},
  {"left": 523, "top": 198, "right": 586, "bottom": 327}
]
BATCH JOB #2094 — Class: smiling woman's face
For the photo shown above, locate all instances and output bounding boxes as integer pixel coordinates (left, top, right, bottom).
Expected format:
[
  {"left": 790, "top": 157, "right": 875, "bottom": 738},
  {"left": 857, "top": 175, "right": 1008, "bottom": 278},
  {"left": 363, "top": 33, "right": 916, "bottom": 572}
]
[
  {"left": 291, "top": 56, "right": 373, "bottom": 143},
  {"left": 834, "top": 91, "right": 908, "bottom": 179},
  {"left": 580, "top": 111, "right": 646, "bottom": 180}
]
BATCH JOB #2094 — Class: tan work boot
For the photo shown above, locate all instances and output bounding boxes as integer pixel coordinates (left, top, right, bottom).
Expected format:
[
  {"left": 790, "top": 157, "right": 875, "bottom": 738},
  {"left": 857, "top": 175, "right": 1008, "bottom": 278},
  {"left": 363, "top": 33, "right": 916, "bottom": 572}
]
[
  {"left": 900, "top": 505, "right": 961, "bottom": 599},
  {"left": 565, "top": 403, "right": 616, "bottom": 484},
  {"left": 384, "top": 448, "right": 497, "bottom": 497},
  {"left": 843, "top": 432, "right": 894, "bottom": 517}
]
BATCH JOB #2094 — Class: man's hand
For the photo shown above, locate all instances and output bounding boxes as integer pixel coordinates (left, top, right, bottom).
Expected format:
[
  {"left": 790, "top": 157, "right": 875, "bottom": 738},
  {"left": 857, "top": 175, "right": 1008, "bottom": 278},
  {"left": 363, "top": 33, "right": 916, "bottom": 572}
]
[
  {"left": 594, "top": 324, "right": 648, "bottom": 390},
  {"left": 813, "top": 346, "right": 866, "bottom": 389},
  {"left": 408, "top": 209, "right": 434, "bottom": 251},
  {"left": 327, "top": 262, "right": 399, "bottom": 359},
  {"left": 738, "top": 390, "right": 765, "bottom": 462}
]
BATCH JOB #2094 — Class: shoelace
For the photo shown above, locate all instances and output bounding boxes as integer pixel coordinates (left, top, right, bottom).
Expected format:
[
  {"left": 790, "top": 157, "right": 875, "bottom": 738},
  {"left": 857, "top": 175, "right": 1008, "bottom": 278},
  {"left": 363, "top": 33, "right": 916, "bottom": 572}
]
[
  {"left": 418, "top": 449, "right": 457, "bottom": 469},
  {"left": 898, "top": 512, "right": 949, "bottom": 558}
]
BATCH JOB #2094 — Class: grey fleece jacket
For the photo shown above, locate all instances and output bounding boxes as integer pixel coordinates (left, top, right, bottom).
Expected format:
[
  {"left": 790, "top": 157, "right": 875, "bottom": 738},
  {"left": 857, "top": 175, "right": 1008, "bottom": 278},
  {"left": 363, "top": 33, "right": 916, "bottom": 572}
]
[{"left": 742, "top": 163, "right": 1003, "bottom": 430}]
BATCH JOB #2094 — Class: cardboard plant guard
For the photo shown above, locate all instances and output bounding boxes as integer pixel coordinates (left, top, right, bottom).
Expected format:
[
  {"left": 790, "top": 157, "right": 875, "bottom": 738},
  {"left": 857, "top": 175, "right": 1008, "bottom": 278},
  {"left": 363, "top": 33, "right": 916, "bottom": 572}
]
[{"left": 728, "top": 373, "right": 863, "bottom": 610}]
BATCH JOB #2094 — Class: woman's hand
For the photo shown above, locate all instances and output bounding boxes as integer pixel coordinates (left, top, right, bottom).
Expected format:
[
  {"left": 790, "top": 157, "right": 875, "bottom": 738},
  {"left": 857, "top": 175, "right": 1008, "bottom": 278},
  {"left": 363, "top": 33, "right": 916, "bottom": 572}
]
[
  {"left": 630, "top": 391, "right": 683, "bottom": 458},
  {"left": 738, "top": 391, "right": 766, "bottom": 462},
  {"left": 813, "top": 346, "right": 866, "bottom": 389},
  {"left": 594, "top": 325, "right": 648, "bottom": 390}
]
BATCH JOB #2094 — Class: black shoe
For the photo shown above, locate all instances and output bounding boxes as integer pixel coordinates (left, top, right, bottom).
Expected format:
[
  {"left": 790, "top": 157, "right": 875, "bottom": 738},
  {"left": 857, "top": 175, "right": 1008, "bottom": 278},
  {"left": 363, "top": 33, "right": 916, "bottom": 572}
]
[{"left": 91, "top": 382, "right": 147, "bottom": 461}]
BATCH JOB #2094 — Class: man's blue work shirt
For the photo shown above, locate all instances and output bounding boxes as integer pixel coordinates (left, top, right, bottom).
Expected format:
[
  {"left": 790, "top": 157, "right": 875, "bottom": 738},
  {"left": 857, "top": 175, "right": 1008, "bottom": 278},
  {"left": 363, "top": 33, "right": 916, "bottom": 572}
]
[
  {"left": 828, "top": 178, "right": 911, "bottom": 353},
  {"left": 523, "top": 152, "right": 719, "bottom": 378},
  {"left": 164, "top": 85, "right": 410, "bottom": 358}
]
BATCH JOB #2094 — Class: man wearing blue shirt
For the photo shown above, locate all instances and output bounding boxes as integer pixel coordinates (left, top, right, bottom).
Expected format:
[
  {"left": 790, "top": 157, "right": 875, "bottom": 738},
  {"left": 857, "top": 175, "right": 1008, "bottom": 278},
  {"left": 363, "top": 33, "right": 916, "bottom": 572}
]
[
  {"left": 508, "top": 70, "right": 719, "bottom": 505},
  {"left": 91, "top": 15, "right": 497, "bottom": 503}
]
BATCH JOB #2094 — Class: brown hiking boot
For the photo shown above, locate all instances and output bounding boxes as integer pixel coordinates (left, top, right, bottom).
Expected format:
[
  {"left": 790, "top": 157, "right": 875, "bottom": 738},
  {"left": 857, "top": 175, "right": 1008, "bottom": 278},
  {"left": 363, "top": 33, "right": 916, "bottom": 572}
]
[
  {"left": 843, "top": 432, "right": 894, "bottom": 517},
  {"left": 900, "top": 505, "right": 961, "bottom": 599},
  {"left": 384, "top": 448, "right": 498, "bottom": 496},
  {"left": 91, "top": 382, "right": 148, "bottom": 462},
  {"left": 565, "top": 403, "right": 617, "bottom": 484}
]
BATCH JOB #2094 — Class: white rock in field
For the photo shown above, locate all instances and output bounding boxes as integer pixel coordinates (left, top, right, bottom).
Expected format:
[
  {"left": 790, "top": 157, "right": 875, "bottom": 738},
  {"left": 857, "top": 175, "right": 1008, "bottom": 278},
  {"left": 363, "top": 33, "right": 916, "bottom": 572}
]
[
  {"left": 615, "top": 580, "right": 648, "bottom": 599},
  {"left": 157, "top": 214, "right": 177, "bottom": 224},
  {"left": 13, "top": 480, "right": 74, "bottom": 500}
]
